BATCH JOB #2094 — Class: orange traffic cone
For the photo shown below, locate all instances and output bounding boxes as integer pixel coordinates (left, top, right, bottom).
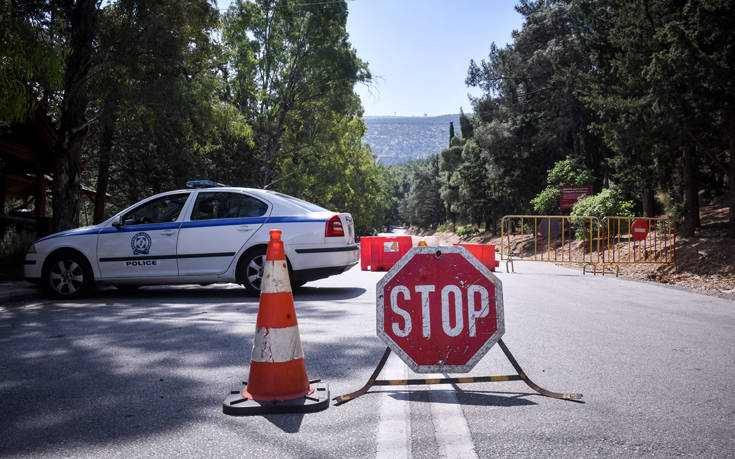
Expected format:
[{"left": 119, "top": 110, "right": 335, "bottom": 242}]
[{"left": 223, "top": 229, "right": 329, "bottom": 415}]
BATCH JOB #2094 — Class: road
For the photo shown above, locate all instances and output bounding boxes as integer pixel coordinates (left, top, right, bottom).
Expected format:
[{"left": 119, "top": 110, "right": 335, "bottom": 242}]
[{"left": 1, "top": 258, "right": 734, "bottom": 457}]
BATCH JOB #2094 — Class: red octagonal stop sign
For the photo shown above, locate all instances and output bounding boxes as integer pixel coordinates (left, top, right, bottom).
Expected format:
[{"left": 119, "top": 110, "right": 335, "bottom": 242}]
[{"left": 377, "top": 246, "right": 504, "bottom": 373}]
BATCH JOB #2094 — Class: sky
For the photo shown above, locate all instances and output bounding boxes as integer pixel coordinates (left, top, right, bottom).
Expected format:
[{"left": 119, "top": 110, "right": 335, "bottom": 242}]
[
  {"left": 346, "top": 0, "right": 523, "bottom": 117},
  {"left": 219, "top": 1, "right": 524, "bottom": 117}
]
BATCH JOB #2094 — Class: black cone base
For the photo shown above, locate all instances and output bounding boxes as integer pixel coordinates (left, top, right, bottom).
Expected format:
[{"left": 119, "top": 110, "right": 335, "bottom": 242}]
[{"left": 222, "top": 381, "right": 330, "bottom": 416}]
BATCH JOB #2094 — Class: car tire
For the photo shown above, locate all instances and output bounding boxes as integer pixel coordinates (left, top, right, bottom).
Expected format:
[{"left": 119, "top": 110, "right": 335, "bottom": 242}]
[
  {"left": 237, "top": 246, "right": 267, "bottom": 296},
  {"left": 42, "top": 251, "right": 94, "bottom": 299}
]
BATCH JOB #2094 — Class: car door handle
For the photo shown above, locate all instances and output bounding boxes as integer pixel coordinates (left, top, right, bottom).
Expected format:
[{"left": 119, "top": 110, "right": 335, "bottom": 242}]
[
  {"left": 237, "top": 226, "right": 252, "bottom": 232},
  {"left": 160, "top": 230, "right": 177, "bottom": 236}
]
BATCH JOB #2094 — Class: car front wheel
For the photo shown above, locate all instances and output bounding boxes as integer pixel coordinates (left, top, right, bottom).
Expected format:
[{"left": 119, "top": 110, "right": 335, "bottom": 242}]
[{"left": 42, "top": 252, "right": 94, "bottom": 299}]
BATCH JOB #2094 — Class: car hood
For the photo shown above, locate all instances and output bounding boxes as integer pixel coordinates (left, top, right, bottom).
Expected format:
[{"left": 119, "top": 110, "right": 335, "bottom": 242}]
[{"left": 38, "top": 224, "right": 102, "bottom": 243}]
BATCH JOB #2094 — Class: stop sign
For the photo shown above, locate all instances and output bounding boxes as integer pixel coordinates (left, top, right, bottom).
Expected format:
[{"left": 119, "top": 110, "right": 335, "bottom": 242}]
[{"left": 376, "top": 246, "right": 504, "bottom": 373}]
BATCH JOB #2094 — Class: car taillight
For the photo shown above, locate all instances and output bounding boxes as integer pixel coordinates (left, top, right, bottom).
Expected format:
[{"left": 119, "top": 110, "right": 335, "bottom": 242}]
[{"left": 325, "top": 214, "right": 344, "bottom": 237}]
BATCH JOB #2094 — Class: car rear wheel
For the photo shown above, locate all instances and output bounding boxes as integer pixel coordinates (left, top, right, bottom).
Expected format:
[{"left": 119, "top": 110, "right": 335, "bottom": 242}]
[
  {"left": 238, "top": 247, "right": 302, "bottom": 295},
  {"left": 42, "top": 252, "right": 94, "bottom": 299}
]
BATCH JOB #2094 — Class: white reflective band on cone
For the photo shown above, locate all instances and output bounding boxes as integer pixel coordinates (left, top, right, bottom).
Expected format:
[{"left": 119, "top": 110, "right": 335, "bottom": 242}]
[
  {"left": 250, "top": 326, "right": 304, "bottom": 363},
  {"left": 261, "top": 260, "right": 292, "bottom": 294}
]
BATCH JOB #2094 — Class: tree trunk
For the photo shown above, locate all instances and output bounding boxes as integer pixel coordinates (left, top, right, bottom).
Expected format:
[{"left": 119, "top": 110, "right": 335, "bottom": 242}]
[
  {"left": 641, "top": 188, "right": 656, "bottom": 217},
  {"left": 94, "top": 114, "right": 113, "bottom": 224},
  {"left": 729, "top": 107, "right": 735, "bottom": 238},
  {"left": 681, "top": 142, "right": 698, "bottom": 237},
  {"left": 52, "top": 0, "right": 97, "bottom": 233}
]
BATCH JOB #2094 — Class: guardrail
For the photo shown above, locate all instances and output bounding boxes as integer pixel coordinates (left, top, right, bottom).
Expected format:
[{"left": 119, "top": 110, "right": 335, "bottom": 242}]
[{"left": 501, "top": 215, "right": 677, "bottom": 275}]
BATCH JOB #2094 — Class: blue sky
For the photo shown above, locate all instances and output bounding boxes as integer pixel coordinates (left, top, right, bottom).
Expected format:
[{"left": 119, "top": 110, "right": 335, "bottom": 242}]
[
  {"left": 219, "top": 1, "right": 523, "bottom": 117},
  {"left": 346, "top": 0, "right": 523, "bottom": 116}
]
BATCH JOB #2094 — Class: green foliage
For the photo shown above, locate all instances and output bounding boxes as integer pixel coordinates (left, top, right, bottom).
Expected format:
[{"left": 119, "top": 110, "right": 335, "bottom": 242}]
[
  {"left": 394, "top": 156, "right": 445, "bottom": 228},
  {"left": 456, "top": 225, "right": 479, "bottom": 237},
  {"left": 571, "top": 188, "right": 634, "bottom": 220},
  {"left": 0, "top": 0, "right": 63, "bottom": 123},
  {"left": 459, "top": 108, "right": 473, "bottom": 139},
  {"left": 223, "top": 0, "right": 369, "bottom": 187},
  {"left": 546, "top": 155, "right": 594, "bottom": 187},
  {"left": 530, "top": 155, "right": 593, "bottom": 214},
  {"left": 530, "top": 187, "right": 561, "bottom": 215}
]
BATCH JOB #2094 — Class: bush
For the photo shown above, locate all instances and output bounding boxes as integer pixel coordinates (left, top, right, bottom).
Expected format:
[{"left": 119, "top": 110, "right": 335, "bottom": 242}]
[
  {"left": 457, "top": 225, "right": 479, "bottom": 237},
  {"left": 571, "top": 188, "right": 635, "bottom": 219},
  {"left": 530, "top": 186, "right": 561, "bottom": 215},
  {"left": 436, "top": 223, "right": 449, "bottom": 232}
]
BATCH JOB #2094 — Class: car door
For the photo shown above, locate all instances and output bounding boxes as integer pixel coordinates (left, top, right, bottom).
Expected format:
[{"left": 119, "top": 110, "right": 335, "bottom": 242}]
[
  {"left": 97, "top": 193, "right": 190, "bottom": 279},
  {"left": 177, "top": 191, "right": 270, "bottom": 276}
]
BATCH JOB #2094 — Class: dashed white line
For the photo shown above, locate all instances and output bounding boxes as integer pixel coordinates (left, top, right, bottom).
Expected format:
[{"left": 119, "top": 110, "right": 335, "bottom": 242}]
[{"left": 429, "top": 378, "right": 478, "bottom": 459}]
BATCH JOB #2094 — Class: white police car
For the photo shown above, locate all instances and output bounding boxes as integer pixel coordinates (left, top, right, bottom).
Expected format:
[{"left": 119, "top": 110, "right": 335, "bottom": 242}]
[{"left": 24, "top": 181, "right": 358, "bottom": 298}]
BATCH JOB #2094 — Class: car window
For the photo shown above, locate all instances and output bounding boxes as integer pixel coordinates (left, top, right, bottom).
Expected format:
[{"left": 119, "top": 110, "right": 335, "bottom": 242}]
[
  {"left": 268, "top": 191, "right": 328, "bottom": 212},
  {"left": 191, "top": 192, "right": 269, "bottom": 220},
  {"left": 122, "top": 193, "right": 190, "bottom": 225}
]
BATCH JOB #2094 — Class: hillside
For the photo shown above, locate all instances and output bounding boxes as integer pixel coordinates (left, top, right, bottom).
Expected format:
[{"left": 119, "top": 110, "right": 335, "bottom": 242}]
[{"left": 363, "top": 114, "right": 460, "bottom": 165}]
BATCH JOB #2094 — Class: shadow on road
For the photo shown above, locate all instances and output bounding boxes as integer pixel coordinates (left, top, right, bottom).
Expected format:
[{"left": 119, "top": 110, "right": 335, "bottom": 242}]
[
  {"left": 386, "top": 389, "right": 538, "bottom": 407},
  {"left": 0, "top": 287, "right": 385, "bottom": 453}
]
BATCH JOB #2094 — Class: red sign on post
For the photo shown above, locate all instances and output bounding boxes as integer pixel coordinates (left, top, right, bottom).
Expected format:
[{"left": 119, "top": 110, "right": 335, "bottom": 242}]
[
  {"left": 376, "top": 246, "right": 504, "bottom": 373},
  {"left": 631, "top": 219, "right": 649, "bottom": 241},
  {"left": 560, "top": 185, "right": 593, "bottom": 210}
]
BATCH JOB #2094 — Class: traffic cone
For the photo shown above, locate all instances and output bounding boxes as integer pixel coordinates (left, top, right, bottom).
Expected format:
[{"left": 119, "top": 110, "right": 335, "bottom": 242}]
[{"left": 223, "top": 229, "right": 329, "bottom": 415}]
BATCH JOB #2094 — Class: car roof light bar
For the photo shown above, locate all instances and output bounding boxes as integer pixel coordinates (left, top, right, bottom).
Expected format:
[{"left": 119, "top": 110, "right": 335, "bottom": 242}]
[{"left": 186, "top": 180, "right": 228, "bottom": 188}]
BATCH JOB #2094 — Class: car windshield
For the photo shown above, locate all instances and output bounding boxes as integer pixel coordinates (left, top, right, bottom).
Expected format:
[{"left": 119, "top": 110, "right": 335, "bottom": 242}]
[{"left": 269, "top": 191, "right": 328, "bottom": 212}]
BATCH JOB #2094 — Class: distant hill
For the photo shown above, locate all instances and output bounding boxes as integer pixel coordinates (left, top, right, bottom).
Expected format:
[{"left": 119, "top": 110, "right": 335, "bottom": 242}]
[{"left": 363, "top": 114, "right": 461, "bottom": 166}]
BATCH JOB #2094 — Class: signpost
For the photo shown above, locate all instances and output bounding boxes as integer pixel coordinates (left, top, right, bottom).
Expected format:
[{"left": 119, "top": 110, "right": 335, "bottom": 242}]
[
  {"left": 333, "top": 246, "right": 583, "bottom": 405},
  {"left": 560, "top": 185, "right": 593, "bottom": 210}
]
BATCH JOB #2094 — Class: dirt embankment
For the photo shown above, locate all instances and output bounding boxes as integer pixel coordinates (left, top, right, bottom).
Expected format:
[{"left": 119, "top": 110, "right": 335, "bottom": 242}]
[{"left": 406, "top": 204, "right": 735, "bottom": 299}]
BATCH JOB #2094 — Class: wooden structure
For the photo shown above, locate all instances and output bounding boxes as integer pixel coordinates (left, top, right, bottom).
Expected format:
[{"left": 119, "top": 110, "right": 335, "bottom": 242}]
[{"left": 0, "top": 108, "right": 99, "bottom": 236}]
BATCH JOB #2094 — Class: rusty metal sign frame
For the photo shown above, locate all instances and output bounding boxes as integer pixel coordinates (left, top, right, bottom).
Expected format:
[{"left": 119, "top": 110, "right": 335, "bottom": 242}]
[
  {"left": 333, "top": 340, "right": 583, "bottom": 405},
  {"left": 376, "top": 245, "right": 505, "bottom": 374}
]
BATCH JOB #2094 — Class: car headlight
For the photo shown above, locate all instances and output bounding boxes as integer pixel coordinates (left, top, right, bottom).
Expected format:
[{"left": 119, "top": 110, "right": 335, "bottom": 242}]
[{"left": 26, "top": 244, "right": 37, "bottom": 254}]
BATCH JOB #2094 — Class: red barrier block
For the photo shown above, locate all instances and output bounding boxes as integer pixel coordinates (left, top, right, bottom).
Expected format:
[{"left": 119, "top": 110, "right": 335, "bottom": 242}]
[
  {"left": 453, "top": 243, "right": 499, "bottom": 272},
  {"left": 360, "top": 236, "right": 413, "bottom": 271}
]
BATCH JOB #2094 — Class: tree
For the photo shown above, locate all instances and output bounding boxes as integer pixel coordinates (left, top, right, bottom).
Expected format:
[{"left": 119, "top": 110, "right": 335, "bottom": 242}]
[
  {"left": 223, "top": 0, "right": 370, "bottom": 188},
  {"left": 87, "top": 0, "right": 223, "bottom": 222},
  {"left": 459, "top": 107, "right": 473, "bottom": 139},
  {"left": 449, "top": 121, "right": 455, "bottom": 144},
  {"left": 0, "top": 0, "right": 63, "bottom": 123},
  {"left": 52, "top": 0, "right": 99, "bottom": 232}
]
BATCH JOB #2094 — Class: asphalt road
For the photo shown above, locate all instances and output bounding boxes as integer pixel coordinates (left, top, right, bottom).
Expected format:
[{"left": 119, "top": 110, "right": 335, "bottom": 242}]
[{"left": 1, "top": 258, "right": 734, "bottom": 458}]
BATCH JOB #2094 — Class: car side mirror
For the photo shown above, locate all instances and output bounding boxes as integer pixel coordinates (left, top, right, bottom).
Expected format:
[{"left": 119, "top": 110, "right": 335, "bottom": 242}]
[{"left": 111, "top": 216, "right": 122, "bottom": 227}]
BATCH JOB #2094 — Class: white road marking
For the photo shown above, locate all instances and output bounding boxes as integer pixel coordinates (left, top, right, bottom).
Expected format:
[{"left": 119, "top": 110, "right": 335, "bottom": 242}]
[
  {"left": 429, "top": 377, "right": 478, "bottom": 459},
  {"left": 376, "top": 353, "right": 411, "bottom": 459}
]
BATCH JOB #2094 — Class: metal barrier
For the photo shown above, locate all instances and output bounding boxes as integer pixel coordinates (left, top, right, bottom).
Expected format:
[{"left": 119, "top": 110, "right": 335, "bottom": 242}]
[
  {"left": 599, "top": 217, "right": 676, "bottom": 275},
  {"left": 500, "top": 215, "right": 677, "bottom": 275},
  {"left": 500, "top": 215, "right": 601, "bottom": 273}
]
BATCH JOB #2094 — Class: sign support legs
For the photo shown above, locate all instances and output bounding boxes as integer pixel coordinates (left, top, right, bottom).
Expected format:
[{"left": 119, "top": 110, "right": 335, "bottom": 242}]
[{"left": 334, "top": 340, "right": 582, "bottom": 405}]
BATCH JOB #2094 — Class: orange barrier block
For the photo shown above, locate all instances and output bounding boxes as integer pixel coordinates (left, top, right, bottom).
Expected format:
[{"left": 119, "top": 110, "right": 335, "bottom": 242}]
[
  {"left": 360, "top": 236, "right": 413, "bottom": 271},
  {"left": 454, "top": 243, "right": 499, "bottom": 272}
]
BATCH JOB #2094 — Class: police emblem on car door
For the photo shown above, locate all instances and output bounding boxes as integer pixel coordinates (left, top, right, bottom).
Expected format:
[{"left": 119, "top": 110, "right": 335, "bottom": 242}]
[{"left": 97, "top": 193, "right": 190, "bottom": 278}]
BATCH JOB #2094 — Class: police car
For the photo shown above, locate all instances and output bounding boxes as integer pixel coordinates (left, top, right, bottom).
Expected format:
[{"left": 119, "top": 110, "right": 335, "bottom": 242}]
[{"left": 24, "top": 181, "right": 358, "bottom": 298}]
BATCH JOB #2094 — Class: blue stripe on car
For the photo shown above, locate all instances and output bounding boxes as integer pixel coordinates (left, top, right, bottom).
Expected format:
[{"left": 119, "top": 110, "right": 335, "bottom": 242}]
[{"left": 38, "top": 216, "right": 327, "bottom": 241}]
